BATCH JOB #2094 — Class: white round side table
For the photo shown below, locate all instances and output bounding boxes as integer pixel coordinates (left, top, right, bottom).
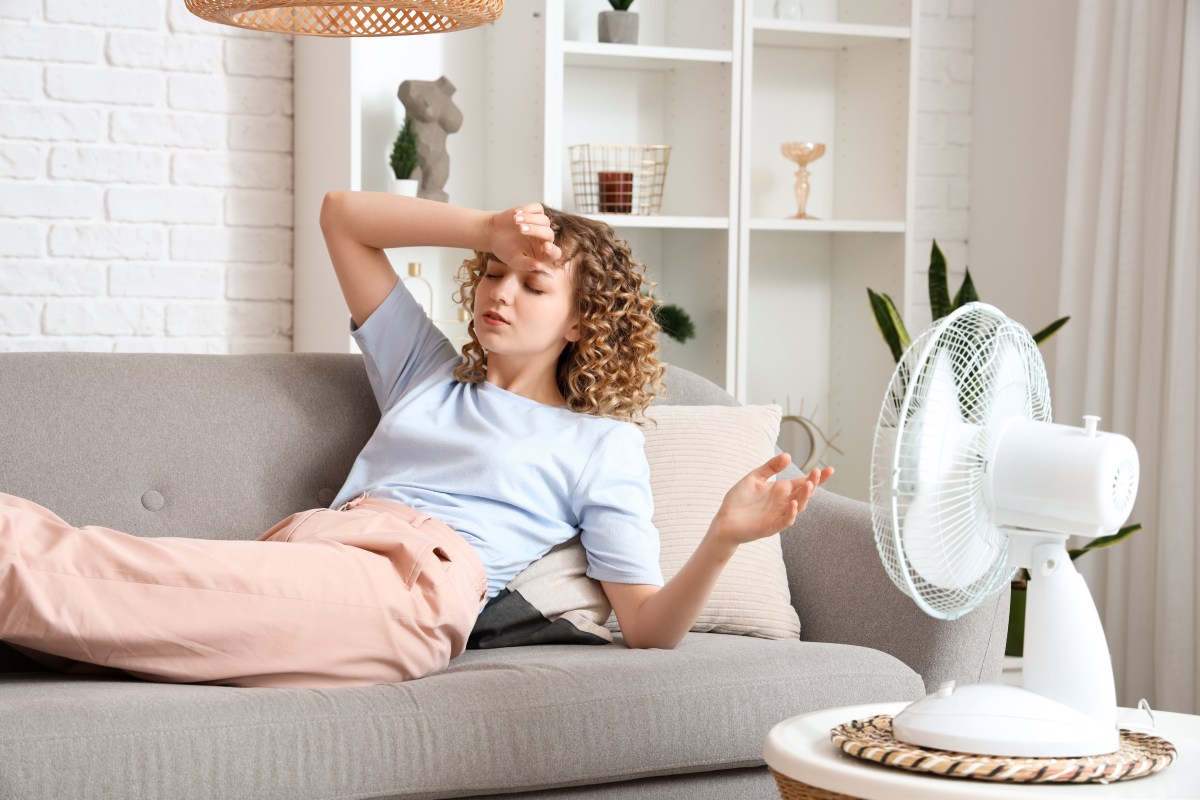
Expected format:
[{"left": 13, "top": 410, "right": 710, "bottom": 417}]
[{"left": 764, "top": 701, "right": 1199, "bottom": 799}]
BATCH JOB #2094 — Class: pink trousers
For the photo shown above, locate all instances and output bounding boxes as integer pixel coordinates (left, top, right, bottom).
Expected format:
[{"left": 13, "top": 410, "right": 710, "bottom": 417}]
[{"left": 0, "top": 492, "right": 487, "bottom": 688}]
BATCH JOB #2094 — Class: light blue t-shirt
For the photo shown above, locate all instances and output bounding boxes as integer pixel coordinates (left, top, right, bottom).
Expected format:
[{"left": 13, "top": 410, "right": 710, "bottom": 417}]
[{"left": 329, "top": 278, "right": 665, "bottom": 601}]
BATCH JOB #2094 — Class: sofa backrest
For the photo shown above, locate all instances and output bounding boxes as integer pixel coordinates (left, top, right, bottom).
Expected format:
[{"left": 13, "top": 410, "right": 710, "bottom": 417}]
[
  {"left": 0, "top": 353, "right": 753, "bottom": 541},
  {"left": 0, "top": 353, "right": 378, "bottom": 540}
]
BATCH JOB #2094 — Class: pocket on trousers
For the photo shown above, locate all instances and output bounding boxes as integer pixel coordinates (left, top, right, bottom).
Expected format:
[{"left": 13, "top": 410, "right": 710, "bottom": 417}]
[
  {"left": 428, "top": 542, "right": 486, "bottom": 610},
  {"left": 406, "top": 542, "right": 450, "bottom": 590},
  {"left": 407, "top": 543, "right": 469, "bottom": 622}
]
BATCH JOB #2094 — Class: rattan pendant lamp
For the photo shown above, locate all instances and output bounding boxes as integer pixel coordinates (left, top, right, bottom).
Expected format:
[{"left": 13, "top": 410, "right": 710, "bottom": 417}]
[{"left": 184, "top": 0, "right": 503, "bottom": 36}]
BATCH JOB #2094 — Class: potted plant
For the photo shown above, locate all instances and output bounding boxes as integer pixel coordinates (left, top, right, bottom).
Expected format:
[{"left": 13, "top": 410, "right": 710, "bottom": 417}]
[
  {"left": 866, "top": 240, "right": 1142, "bottom": 658},
  {"left": 389, "top": 116, "right": 419, "bottom": 197},
  {"left": 599, "top": 0, "right": 638, "bottom": 45},
  {"left": 654, "top": 302, "right": 695, "bottom": 344}
]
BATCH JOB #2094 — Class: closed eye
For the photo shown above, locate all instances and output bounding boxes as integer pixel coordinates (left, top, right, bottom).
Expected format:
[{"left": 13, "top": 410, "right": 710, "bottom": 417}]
[{"left": 483, "top": 272, "right": 545, "bottom": 295}]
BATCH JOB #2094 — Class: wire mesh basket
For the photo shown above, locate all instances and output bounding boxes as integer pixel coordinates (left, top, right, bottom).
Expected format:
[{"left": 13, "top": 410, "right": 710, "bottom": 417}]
[{"left": 568, "top": 144, "right": 671, "bottom": 215}]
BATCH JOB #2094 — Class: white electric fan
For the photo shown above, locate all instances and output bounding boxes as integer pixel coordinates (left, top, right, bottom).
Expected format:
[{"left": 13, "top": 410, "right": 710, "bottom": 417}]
[{"left": 870, "top": 302, "right": 1139, "bottom": 758}]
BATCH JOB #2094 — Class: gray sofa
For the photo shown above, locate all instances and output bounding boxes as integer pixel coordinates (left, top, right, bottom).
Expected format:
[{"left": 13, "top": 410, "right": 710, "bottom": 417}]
[{"left": 0, "top": 352, "right": 1008, "bottom": 800}]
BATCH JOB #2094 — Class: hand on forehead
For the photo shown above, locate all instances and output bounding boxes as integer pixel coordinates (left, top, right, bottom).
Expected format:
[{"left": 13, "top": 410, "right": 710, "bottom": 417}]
[{"left": 512, "top": 204, "right": 564, "bottom": 264}]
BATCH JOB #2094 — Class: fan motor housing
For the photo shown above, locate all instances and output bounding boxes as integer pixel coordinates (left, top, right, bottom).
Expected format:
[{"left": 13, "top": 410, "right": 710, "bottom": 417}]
[{"left": 985, "top": 416, "right": 1139, "bottom": 537}]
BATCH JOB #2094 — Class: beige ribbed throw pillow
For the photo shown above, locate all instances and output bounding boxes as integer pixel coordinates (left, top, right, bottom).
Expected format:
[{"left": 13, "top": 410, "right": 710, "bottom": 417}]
[{"left": 609, "top": 404, "right": 801, "bottom": 640}]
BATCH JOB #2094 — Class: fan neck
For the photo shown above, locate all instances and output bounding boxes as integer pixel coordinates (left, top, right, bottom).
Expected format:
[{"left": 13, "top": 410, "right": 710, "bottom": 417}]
[{"left": 1004, "top": 529, "right": 1069, "bottom": 572}]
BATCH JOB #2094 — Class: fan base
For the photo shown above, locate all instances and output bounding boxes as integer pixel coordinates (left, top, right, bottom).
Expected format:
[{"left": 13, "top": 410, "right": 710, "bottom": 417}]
[{"left": 893, "top": 682, "right": 1120, "bottom": 758}]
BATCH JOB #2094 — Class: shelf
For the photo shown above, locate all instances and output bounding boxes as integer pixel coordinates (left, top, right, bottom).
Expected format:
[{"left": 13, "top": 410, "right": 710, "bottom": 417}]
[
  {"left": 751, "top": 20, "right": 911, "bottom": 50},
  {"left": 749, "top": 219, "right": 905, "bottom": 233},
  {"left": 585, "top": 214, "right": 729, "bottom": 230},
  {"left": 563, "top": 40, "right": 734, "bottom": 70}
]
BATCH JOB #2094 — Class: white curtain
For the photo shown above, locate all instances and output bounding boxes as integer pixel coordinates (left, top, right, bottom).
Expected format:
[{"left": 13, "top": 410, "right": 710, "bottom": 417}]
[{"left": 1056, "top": 0, "right": 1200, "bottom": 714}]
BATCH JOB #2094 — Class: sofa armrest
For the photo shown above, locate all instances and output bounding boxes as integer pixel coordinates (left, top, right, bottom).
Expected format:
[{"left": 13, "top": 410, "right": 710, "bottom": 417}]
[{"left": 779, "top": 488, "right": 1009, "bottom": 694}]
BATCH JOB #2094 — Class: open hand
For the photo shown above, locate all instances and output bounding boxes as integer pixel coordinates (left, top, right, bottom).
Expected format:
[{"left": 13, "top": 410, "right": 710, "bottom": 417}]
[
  {"left": 487, "top": 203, "right": 562, "bottom": 271},
  {"left": 713, "top": 454, "right": 834, "bottom": 547}
]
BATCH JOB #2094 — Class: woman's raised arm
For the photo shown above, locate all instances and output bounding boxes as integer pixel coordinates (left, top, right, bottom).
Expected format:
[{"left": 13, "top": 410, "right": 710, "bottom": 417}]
[
  {"left": 319, "top": 191, "right": 491, "bottom": 327},
  {"left": 319, "top": 192, "right": 561, "bottom": 328}
]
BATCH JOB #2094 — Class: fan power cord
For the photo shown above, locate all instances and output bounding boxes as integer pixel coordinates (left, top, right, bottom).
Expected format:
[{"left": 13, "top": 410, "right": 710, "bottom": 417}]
[{"left": 1123, "top": 698, "right": 1157, "bottom": 735}]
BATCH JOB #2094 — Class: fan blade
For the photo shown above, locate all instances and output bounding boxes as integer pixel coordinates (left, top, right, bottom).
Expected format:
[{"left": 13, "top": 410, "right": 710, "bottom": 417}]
[
  {"left": 903, "top": 348, "right": 993, "bottom": 591},
  {"left": 909, "top": 349, "right": 980, "bottom": 490},
  {"left": 986, "top": 338, "right": 1031, "bottom": 424},
  {"left": 924, "top": 346, "right": 958, "bottom": 420},
  {"left": 904, "top": 488, "right": 997, "bottom": 591}
]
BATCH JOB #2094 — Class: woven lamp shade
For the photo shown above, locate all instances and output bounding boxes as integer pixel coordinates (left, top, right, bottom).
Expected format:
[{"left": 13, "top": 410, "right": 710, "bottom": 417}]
[{"left": 184, "top": 0, "right": 503, "bottom": 36}]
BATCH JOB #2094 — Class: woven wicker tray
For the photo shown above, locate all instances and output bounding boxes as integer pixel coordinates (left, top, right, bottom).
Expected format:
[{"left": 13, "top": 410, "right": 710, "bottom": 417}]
[{"left": 829, "top": 714, "right": 1176, "bottom": 784}]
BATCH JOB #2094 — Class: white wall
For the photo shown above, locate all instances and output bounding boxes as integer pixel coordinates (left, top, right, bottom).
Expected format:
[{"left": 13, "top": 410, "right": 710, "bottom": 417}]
[
  {"left": 968, "top": 0, "right": 1079, "bottom": 379},
  {"left": 0, "top": 1, "right": 294, "bottom": 353}
]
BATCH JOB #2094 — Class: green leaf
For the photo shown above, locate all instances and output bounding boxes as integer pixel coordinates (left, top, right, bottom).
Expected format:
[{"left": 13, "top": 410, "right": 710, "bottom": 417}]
[
  {"left": 953, "top": 267, "right": 979, "bottom": 309},
  {"left": 1033, "top": 316, "right": 1071, "bottom": 345},
  {"left": 654, "top": 303, "right": 695, "bottom": 343},
  {"left": 1068, "top": 523, "right": 1143, "bottom": 560},
  {"left": 928, "top": 240, "right": 952, "bottom": 320},
  {"left": 608, "top": 0, "right": 635, "bottom": 9},
  {"left": 867, "top": 288, "right": 911, "bottom": 363}
]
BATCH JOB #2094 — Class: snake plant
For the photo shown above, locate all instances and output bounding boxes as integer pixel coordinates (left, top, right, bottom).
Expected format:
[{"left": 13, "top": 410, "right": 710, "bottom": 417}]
[{"left": 867, "top": 240, "right": 1070, "bottom": 364}]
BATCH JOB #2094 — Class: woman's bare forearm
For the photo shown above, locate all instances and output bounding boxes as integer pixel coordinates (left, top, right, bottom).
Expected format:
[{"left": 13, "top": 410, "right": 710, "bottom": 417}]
[
  {"left": 320, "top": 191, "right": 492, "bottom": 252},
  {"left": 622, "top": 519, "right": 738, "bottom": 649},
  {"left": 620, "top": 459, "right": 830, "bottom": 650}
]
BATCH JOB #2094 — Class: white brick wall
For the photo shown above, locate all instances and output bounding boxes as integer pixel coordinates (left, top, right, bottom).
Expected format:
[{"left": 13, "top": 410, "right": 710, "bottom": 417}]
[
  {"left": 911, "top": 0, "right": 973, "bottom": 331},
  {"left": 0, "top": 0, "right": 292, "bottom": 353}
]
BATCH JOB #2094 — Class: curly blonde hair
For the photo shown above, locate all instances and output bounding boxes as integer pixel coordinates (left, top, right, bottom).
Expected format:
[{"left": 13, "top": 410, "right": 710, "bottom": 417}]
[{"left": 452, "top": 207, "right": 665, "bottom": 424}]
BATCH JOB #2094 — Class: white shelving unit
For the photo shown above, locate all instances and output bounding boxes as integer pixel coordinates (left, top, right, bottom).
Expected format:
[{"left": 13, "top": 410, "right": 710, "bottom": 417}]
[
  {"left": 554, "top": 0, "right": 741, "bottom": 387},
  {"left": 293, "top": 0, "right": 740, "bottom": 388},
  {"left": 736, "top": 0, "right": 916, "bottom": 500},
  {"left": 291, "top": 28, "right": 503, "bottom": 354},
  {"left": 292, "top": 0, "right": 917, "bottom": 500}
]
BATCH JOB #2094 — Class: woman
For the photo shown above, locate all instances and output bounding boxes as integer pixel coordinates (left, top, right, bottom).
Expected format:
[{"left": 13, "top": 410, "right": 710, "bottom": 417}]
[{"left": 0, "top": 192, "right": 832, "bottom": 689}]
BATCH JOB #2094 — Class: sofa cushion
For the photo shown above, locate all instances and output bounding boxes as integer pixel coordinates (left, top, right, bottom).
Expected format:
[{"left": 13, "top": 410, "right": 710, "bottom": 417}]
[
  {"left": 636, "top": 404, "right": 800, "bottom": 639},
  {"left": 0, "top": 634, "right": 923, "bottom": 800}
]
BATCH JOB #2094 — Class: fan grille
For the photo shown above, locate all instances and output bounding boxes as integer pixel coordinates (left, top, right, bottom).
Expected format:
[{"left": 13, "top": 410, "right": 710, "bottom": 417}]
[{"left": 870, "top": 303, "right": 1051, "bottom": 620}]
